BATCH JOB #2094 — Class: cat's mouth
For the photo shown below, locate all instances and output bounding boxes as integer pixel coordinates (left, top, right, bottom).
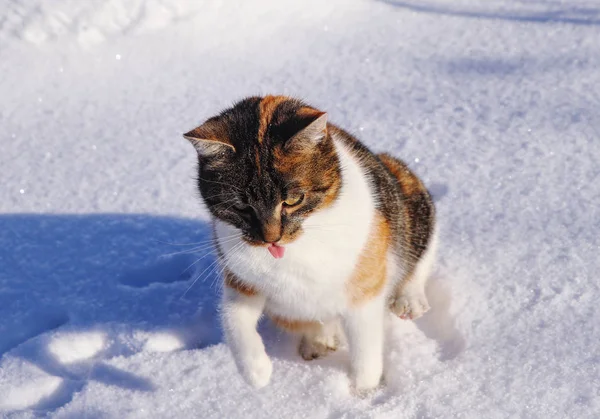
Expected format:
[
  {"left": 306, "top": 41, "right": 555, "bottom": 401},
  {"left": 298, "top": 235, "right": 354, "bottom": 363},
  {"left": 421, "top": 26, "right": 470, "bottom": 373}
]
[
  {"left": 241, "top": 236, "right": 286, "bottom": 259},
  {"left": 267, "top": 243, "right": 285, "bottom": 259}
]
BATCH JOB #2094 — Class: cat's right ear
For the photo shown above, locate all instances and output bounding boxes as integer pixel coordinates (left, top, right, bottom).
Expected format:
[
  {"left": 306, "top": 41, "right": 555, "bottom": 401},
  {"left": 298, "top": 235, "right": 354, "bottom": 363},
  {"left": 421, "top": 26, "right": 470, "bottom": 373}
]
[
  {"left": 183, "top": 119, "right": 235, "bottom": 157},
  {"left": 284, "top": 111, "right": 328, "bottom": 152}
]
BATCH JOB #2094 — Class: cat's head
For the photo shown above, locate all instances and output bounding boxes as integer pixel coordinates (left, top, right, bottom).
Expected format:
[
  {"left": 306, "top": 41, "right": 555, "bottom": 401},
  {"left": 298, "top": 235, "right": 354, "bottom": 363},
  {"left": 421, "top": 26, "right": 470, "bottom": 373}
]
[{"left": 183, "top": 95, "right": 341, "bottom": 249}]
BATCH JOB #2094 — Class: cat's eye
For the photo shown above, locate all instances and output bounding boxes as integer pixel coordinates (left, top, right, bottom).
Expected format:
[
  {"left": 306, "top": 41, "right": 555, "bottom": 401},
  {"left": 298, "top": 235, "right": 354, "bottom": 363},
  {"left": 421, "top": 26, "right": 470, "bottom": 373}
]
[{"left": 283, "top": 193, "right": 304, "bottom": 207}]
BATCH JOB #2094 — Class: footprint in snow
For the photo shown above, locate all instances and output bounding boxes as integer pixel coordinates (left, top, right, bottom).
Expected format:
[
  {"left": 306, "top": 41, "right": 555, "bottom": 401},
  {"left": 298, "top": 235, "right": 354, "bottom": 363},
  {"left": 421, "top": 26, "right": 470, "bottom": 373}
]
[
  {"left": 47, "top": 331, "right": 106, "bottom": 365},
  {"left": 1, "top": 329, "right": 158, "bottom": 414}
]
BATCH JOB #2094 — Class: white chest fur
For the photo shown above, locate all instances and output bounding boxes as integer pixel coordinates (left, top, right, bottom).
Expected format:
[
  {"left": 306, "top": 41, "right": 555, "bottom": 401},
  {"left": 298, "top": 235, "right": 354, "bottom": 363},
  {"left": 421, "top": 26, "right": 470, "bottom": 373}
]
[{"left": 215, "top": 138, "right": 376, "bottom": 321}]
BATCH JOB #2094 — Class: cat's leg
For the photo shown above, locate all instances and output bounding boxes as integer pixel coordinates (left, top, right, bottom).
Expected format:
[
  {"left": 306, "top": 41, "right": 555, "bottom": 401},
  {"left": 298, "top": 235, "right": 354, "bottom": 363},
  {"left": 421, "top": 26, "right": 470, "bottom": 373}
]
[
  {"left": 298, "top": 319, "right": 342, "bottom": 360},
  {"left": 221, "top": 287, "right": 272, "bottom": 388},
  {"left": 270, "top": 316, "right": 341, "bottom": 361},
  {"left": 391, "top": 232, "right": 438, "bottom": 320},
  {"left": 343, "top": 296, "right": 385, "bottom": 392}
]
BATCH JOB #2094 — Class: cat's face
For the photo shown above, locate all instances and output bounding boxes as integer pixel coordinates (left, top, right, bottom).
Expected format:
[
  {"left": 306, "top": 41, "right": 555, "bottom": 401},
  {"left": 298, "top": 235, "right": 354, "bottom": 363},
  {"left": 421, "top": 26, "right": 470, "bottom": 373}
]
[{"left": 184, "top": 96, "right": 341, "bottom": 247}]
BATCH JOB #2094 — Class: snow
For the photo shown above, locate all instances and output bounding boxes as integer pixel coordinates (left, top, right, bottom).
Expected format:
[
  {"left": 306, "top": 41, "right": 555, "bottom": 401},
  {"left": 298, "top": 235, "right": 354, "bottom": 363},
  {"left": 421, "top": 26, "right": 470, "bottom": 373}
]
[
  {"left": 1, "top": 0, "right": 599, "bottom": 417},
  {"left": 0, "top": 370, "right": 62, "bottom": 412},
  {"left": 47, "top": 332, "right": 106, "bottom": 365}
]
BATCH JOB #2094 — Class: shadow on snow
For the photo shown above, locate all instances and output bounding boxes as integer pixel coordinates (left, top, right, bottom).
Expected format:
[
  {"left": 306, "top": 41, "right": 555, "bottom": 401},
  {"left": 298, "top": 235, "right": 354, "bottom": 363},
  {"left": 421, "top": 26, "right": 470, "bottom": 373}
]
[{"left": 378, "top": 0, "right": 600, "bottom": 26}]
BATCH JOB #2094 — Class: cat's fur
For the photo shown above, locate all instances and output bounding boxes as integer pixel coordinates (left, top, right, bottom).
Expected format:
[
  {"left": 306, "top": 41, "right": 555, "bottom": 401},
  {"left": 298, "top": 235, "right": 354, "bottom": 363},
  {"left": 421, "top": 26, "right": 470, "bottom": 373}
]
[{"left": 183, "top": 95, "right": 436, "bottom": 391}]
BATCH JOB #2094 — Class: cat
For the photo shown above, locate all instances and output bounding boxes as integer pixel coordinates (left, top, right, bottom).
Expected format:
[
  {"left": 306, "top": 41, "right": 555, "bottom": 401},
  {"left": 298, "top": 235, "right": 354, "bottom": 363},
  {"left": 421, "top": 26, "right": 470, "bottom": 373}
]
[{"left": 183, "top": 95, "right": 436, "bottom": 391}]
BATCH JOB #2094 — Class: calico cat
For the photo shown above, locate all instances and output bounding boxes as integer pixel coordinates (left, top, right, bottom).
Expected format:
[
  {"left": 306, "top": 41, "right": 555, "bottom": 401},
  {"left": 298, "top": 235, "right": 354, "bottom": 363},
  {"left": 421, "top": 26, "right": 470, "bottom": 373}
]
[{"left": 183, "top": 95, "right": 436, "bottom": 391}]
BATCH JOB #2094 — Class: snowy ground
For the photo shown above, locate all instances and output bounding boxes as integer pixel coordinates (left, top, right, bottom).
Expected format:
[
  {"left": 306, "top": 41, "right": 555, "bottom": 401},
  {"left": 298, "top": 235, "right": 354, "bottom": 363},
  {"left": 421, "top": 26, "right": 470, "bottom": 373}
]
[{"left": 1, "top": 0, "right": 599, "bottom": 417}]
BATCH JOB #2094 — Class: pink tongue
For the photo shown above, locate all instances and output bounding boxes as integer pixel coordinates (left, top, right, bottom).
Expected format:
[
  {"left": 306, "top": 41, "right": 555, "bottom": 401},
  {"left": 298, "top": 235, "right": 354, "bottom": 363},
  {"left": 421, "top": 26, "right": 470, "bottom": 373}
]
[{"left": 267, "top": 244, "right": 285, "bottom": 259}]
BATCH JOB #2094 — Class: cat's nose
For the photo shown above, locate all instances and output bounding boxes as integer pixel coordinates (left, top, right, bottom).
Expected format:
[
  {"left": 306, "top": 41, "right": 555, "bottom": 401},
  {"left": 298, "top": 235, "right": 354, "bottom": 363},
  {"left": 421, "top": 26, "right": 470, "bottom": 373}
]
[{"left": 261, "top": 218, "right": 282, "bottom": 243}]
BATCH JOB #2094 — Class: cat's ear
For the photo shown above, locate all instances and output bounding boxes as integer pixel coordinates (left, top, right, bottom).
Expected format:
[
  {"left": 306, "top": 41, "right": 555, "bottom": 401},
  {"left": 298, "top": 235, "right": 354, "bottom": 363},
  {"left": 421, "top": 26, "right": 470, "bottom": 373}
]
[
  {"left": 183, "top": 119, "right": 235, "bottom": 157},
  {"left": 285, "top": 110, "right": 328, "bottom": 151}
]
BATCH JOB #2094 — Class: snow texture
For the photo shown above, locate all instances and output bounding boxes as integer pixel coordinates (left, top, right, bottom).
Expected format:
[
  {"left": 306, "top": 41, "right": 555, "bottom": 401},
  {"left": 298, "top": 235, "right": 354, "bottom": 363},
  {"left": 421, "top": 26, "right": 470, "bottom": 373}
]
[{"left": 1, "top": 0, "right": 599, "bottom": 417}]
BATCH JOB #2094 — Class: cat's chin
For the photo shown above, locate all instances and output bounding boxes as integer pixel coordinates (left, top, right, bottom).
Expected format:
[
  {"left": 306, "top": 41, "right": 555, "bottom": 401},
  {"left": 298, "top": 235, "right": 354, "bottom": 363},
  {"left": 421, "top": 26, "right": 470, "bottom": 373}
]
[{"left": 238, "top": 237, "right": 287, "bottom": 259}]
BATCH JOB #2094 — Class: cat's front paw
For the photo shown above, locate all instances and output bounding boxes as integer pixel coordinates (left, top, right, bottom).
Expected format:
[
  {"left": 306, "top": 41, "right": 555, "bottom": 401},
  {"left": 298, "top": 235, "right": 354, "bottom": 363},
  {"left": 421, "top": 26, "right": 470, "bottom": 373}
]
[
  {"left": 391, "top": 292, "right": 430, "bottom": 320},
  {"left": 239, "top": 350, "right": 273, "bottom": 389},
  {"left": 353, "top": 369, "right": 383, "bottom": 394}
]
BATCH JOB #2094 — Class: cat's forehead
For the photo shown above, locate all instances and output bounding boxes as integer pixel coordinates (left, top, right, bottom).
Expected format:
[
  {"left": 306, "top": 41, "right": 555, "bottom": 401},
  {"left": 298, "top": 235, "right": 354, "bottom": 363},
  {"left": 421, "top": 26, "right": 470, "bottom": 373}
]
[
  {"left": 219, "top": 95, "right": 310, "bottom": 147},
  {"left": 198, "top": 95, "right": 334, "bottom": 193}
]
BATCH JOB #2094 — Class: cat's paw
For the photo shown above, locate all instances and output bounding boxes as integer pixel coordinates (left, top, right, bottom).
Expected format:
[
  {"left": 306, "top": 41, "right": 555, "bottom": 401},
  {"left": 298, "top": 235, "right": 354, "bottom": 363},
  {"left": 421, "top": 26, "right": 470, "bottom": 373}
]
[
  {"left": 239, "top": 351, "right": 273, "bottom": 389},
  {"left": 353, "top": 370, "right": 383, "bottom": 394},
  {"left": 351, "top": 356, "right": 383, "bottom": 393},
  {"left": 391, "top": 292, "right": 430, "bottom": 320},
  {"left": 299, "top": 335, "right": 337, "bottom": 360}
]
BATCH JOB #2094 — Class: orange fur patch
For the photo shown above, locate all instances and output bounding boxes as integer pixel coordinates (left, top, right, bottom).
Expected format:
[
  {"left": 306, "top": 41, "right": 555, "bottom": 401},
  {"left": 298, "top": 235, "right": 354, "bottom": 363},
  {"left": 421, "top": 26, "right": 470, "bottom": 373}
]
[
  {"left": 272, "top": 147, "right": 309, "bottom": 179},
  {"left": 270, "top": 315, "right": 321, "bottom": 334},
  {"left": 296, "top": 106, "right": 326, "bottom": 120},
  {"left": 378, "top": 153, "right": 426, "bottom": 197},
  {"left": 347, "top": 212, "right": 391, "bottom": 305},
  {"left": 258, "top": 95, "right": 289, "bottom": 144},
  {"left": 224, "top": 268, "right": 257, "bottom": 296}
]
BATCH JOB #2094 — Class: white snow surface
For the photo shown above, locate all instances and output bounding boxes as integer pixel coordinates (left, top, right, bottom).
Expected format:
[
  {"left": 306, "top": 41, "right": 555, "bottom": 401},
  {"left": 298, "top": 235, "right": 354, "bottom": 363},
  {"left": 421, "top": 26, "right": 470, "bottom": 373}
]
[{"left": 1, "top": 0, "right": 599, "bottom": 417}]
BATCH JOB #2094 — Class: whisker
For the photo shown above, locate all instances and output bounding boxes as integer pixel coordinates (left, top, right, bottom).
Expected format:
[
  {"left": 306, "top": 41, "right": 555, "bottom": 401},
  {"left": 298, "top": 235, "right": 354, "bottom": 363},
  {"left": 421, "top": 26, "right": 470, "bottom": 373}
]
[
  {"left": 162, "top": 234, "right": 241, "bottom": 257},
  {"left": 180, "top": 249, "right": 219, "bottom": 275},
  {"left": 210, "top": 244, "right": 249, "bottom": 290},
  {"left": 303, "top": 222, "right": 353, "bottom": 228},
  {"left": 180, "top": 258, "right": 221, "bottom": 299},
  {"left": 154, "top": 232, "right": 241, "bottom": 247},
  {"left": 211, "top": 197, "right": 240, "bottom": 207},
  {"left": 180, "top": 241, "right": 245, "bottom": 298},
  {"left": 198, "top": 176, "right": 243, "bottom": 192},
  {"left": 202, "top": 191, "right": 239, "bottom": 201},
  {"left": 156, "top": 237, "right": 215, "bottom": 247},
  {"left": 214, "top": 201, "right": 244, "bottom": 216}
]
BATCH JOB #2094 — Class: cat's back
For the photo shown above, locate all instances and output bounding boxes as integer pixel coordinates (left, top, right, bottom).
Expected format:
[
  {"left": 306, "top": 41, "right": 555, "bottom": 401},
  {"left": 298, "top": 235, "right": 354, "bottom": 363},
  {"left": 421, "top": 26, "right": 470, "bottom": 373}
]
[
  {"left": 328, "top": 125, "right": 436, "bottom": 267},
  {"left": 377, "top": 153, "right": 435, "bottom": 263}
]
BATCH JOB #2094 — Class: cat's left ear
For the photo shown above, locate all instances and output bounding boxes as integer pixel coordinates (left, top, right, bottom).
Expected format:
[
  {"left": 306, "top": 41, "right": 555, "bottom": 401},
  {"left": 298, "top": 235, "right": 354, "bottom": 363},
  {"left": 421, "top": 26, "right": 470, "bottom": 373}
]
[
  {"left": 285, "top": 110, "right": 328, "bottom": 151},
  {"left": 183, "top": 119, "right": 235, "bottom": 156}
]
